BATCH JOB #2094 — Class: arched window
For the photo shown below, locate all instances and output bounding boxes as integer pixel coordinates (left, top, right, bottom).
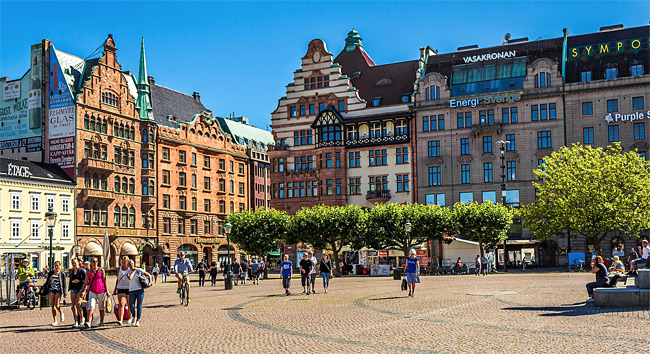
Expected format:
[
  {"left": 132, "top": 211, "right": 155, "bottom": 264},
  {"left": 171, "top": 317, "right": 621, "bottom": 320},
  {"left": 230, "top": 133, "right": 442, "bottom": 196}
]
[
  {"left": 84, "top": 172, "right": 91, "bottom": 188},
  {"left": 149, "top": 210, "right": 155, "bottom": 229},
  {"left": 90, "top": 116, "right": 96, "bottom": 132},
  {"left": 130, "top": 126, "right": 135, "bottom": 140},
  {"left": 114, "top": 176, "right": 120, "bottom": 192},
  {"left": 119, "top": 124, "right": 124, "bottom": 138},
  {"left": 149, "top": 180, "right": 155, "bottom": 196},
  {"left": 113, "top": 123, "right": 119, "bottom": 137},
  {"left": 142, "top": 180, "right": 148, "bottom": 195},
  {"left": 142, "top": 153, "right": 149, "bottom": 169},
  {"left": 142, "top": 129, "right": 148, "bottom": 143},
  {"left": 92, "top": 173, "right": 99, "bottom": 189},
  {"left": 121, "top": 206, "right": 128, "bottom": 227},
  {"left": 100, "top": 174, "right": 107, "bottom": 190},
  {"left": 100, "top": 205, "right": 107, "bottom": 226},
  {"left": 149, "top": 129, "right": 154, "bottom": 143},
  {"left": 122, "top": 149, "right": 128, "bottom": 166},
  {"left": 84, "top": 115, "right": 89, "bottom": 130},
  {"left": 92, "top": 204, "right": 99, "bottom": 226},
  {"left": 129, "top": 207, "right": 136, "bottom": 227},
  {"left": 611, "top": 237, "right": 625, "bottom": 258},
  {"left": 114, "top": 205, "right": 120, "bottom": 226},
  {"left": 83, "top": 204, "right": 91, "bottom": 225},
  {"left": 129, "top": 178, "right": 135, "bottom": 194},
  {"left": 121, "top": 177, "right": 128, "bottom": 193},
  {"left": 125, "top": 125, "right": 131, "bottom": 140},
  {"left": 101, "top": 119, "right": 107, "bottom": 134}
]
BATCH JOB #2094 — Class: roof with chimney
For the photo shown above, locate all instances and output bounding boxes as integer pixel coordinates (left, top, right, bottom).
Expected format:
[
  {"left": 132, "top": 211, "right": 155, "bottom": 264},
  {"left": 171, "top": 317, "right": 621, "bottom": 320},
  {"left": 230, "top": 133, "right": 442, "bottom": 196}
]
[
  {"left": 149, "top": 78, "right": 208, "bottom": 128},
  {"left": 334, "top": 30, "right": 418, "bottom": 107}
]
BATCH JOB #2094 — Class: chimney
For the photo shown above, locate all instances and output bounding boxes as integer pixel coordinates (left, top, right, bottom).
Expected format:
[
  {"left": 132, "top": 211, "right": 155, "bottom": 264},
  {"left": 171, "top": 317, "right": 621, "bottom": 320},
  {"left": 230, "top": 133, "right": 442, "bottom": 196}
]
[
  {"left": 193, "top": 92, "right": 201, "bottom": 103},
  {"left": 148, "top": 76, "right": 155, "bottom": 85}
]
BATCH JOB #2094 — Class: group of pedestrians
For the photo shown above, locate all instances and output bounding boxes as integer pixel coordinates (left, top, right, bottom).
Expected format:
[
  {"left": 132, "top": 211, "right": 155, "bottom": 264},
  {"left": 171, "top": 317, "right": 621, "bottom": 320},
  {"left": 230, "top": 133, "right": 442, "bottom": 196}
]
[
  {"left": 280, "top": 251, "right": 334, "bottom": 296},
  {"left": 228, "top": 258, "right": 265, "bottom": 286}
]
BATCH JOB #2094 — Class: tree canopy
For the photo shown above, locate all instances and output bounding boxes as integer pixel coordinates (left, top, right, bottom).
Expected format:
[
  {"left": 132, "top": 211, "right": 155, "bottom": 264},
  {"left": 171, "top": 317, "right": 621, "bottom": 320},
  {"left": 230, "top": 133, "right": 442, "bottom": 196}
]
[
  {"left": 453, "top": 201, "right": 513, "bottom": 256},
  {"left": 226, "top": 208, "right": 290, "bottom": 258},
  {"left": 519, "top": 143, "right": 650, "bottom": 253}
]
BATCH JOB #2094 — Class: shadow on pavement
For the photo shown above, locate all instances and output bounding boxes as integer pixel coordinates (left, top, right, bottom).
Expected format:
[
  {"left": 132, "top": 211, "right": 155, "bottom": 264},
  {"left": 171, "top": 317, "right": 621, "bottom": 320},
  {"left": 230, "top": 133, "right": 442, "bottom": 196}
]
[
  {"left": 503, "top": 303, "right": 644, "bottom": 317},
  {"left": 368, "top": 296, "right": 405, "bottom": 301}
]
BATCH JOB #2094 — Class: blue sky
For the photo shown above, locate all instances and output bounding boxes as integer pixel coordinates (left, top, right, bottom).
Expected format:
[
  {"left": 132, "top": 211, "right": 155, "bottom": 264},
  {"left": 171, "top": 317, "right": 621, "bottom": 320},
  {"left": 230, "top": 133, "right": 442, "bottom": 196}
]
[{"left": 1, "top": 1, "right": 648, "bottom": 129}]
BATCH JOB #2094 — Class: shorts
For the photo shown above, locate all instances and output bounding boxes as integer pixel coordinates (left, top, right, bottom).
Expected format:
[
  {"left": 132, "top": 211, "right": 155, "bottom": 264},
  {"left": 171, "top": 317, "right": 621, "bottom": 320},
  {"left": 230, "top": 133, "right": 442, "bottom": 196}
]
[
  {"left": 406, "top": 272, "right": 421, "bottom": 284},
  {"left": 252, "top": 272, "right": 259, "bottom": 279},
  {"left": 310, "top": 273, "right": 317, "bottom": 284},
  {"left": 633, "top": 258, "right": 647, "bottom": 265},
  {"left": 88, "top": 292, "right": 106, "bottom": 311},
  {"left": 70, "top": 289, "right": 81, "bottom": 295},
  {"left": 49, "top": 290, "right": 62, "bottom": 295},
  {"left": 116, "top": 288, "right": 130, "bottom": 295},
  {"left": 18, "top": 282, "right": 29, "bottom": 291}
]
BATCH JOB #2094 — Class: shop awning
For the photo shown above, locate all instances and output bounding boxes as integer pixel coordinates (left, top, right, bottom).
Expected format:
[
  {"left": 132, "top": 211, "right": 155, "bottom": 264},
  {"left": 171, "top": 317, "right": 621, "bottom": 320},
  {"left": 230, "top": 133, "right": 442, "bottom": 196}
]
[
  {"left": 120, "top": 242, "right": 138, "bottom": 256},
  {"left": 84, "top": 242, "right": 103, "bottom": 256},
  {"left": 504, "top": 240, "right": 537, "bottom": 245}
]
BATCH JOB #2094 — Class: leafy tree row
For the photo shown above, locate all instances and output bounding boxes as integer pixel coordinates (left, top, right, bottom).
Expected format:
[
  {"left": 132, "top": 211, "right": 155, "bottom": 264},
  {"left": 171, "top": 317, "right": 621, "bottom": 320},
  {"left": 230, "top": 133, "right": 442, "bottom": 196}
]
[{"left": 226, "top": 202, "right": 513, "bottom": 275}]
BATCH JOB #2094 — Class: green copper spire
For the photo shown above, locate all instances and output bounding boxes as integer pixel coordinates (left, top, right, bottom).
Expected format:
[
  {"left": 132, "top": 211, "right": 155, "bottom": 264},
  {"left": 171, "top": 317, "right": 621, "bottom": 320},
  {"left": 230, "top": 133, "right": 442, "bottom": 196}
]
[
  {"left": 136, "top": 37, "right": 153, "bottom": 121},
  {"left": 345, "top": 29, "right": 363, "bottom": 52}
]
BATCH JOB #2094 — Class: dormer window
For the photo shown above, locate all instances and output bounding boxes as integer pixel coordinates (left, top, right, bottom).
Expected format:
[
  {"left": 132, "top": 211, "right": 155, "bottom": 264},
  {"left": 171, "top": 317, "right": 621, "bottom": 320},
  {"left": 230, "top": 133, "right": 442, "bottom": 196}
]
[
  {"left": 167, "top": 115, "right": 177, "bottom": 122},
  {"left": 604, "top": 64, "right": 618, "bottom": 80},
  {"left": 630, "top": 63, "right": 644, "bottom": 77},
  {"left": 580, "top": 70, "right": 592, "bottom": 82},
  {"left": 401, "top": 94, "right": 410, "bottom": 103},
  {"left": 372, "top": 97, "right": 382, "bottom": 107}
]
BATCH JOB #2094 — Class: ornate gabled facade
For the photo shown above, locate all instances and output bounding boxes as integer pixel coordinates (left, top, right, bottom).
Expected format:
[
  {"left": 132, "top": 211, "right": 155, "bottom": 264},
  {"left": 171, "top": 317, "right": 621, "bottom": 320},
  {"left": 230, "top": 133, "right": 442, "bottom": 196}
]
[{"left": 269, "top": 31, "right": 422, "bottom": 215}]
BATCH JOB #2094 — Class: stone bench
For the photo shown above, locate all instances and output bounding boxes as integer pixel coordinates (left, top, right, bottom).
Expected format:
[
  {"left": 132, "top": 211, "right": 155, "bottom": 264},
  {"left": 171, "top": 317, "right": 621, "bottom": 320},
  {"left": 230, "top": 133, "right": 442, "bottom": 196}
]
[
  {"left": 594, "top": 270, "right": 650, "bottom": 307},
  {"left": 637, "top": 269, "right": 650, "bottom": 289}
]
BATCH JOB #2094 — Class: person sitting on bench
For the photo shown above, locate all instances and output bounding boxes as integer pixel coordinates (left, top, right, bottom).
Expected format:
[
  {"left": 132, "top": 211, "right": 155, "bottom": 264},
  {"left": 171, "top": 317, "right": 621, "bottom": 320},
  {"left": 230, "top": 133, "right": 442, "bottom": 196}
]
[
  {"left": 609, "top": 256, "right": 626, "bottom": 275},
  {"left": 586, "top": 255, "right": 609, "bottom": 302},
  {"left": 629, "top": 240, "right": 649, "bottom": 276}
]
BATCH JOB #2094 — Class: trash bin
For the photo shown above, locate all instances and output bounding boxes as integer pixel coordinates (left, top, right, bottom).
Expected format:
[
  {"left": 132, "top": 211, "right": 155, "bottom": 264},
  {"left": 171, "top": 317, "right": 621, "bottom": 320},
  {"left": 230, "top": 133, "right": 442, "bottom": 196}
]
[{"left": 393, "top": 268, "right": 402, "bottom": 280}]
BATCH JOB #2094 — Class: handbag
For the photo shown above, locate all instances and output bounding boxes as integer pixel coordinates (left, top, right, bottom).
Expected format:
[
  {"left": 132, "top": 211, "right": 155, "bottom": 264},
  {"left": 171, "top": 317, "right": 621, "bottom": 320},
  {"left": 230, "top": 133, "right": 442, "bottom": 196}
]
[
  {"left": 104, "top": 295, "right": 112, "bottom": 313},
  {"left": 137, "top": 270, "right": 151, "bottom": 289},
  {"left": 401, "top": 276, "right": 407, "bottom": 291}
]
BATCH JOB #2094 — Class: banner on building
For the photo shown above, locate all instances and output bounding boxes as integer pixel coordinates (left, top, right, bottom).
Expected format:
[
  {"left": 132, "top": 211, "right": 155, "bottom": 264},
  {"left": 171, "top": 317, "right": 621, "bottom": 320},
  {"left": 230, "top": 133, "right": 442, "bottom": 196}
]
[
  {"left": 0, "top": 44, "right": 44, "bottom": 152},
  {"left": 48, "top": 46, "right": 76, "bottom": 179}
]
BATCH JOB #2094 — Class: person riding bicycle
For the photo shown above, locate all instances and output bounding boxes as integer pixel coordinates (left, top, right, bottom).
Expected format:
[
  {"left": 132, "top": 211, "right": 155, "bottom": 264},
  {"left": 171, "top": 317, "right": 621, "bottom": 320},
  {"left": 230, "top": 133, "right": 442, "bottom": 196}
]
[
  {"left": 174, "top": 252, "right": 193, "bottom": 303},
  {"left": 17, "top": 260, "right": 35, "bottom": 301}
]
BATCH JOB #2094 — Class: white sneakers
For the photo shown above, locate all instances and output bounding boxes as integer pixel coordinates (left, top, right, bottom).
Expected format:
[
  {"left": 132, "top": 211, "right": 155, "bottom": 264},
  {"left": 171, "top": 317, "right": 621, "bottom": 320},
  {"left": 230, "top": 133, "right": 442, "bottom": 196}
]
[
  {"left": 51, "top": 320, "right": 58, "bottom": 326},
  {"left": 134, "top": 320, "right": 140, "bottom": 327},
  {"left": 73, "top": 322, "right": 79, "bottom": 328},
  {"left": 118, "top": 320, "right": 123, "bottom": 326},
  {"left": 85, "top": 321, "right": 92, "bottom": 328},
  {"left": 79, "top": 318, "right": 85, "bottom": 326},
  {"left": 127, "top": 318, "right": 133, "bottom": 325},
  {"left": 60, "top": 313, "right": 65, "bottom": 323}
]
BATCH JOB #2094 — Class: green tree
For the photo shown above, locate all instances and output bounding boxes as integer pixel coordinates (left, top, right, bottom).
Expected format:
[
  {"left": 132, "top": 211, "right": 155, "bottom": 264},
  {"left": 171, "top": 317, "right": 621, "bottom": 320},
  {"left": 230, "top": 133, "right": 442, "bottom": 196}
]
[
  {"left": 287, "top": 204, "right": 366, "bottom": 276},
  {"left": 453, "top": 202, "right": 513, "bottom": 256},
  {"left": 365, "top": 203, "right": 453, "bottom": 262},
  {"left": 226, "top": 209, "right": 290, "bottom": 260},
  {"left": 519, "top": 143, "right": 650, "bottom": 254}
]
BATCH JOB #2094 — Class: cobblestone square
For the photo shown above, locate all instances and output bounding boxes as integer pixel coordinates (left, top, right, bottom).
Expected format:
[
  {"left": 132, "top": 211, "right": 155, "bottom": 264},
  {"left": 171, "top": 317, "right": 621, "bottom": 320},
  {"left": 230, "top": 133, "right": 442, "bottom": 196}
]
[{"left": 1, "top": 272, "right": 648, "bottom": 353}]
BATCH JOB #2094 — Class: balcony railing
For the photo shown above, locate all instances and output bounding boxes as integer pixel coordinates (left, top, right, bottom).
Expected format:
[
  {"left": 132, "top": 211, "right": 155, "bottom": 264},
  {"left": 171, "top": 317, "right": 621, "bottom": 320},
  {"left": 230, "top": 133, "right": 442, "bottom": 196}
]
[
  {"left": 366, "top": 189, "right": 391, "bottom": 200},
  {"left": 81, "top": 188, "right": 115, "bottom": 200},
  {"left": 141, "top": 169, "right": 155, "bottom": 178},
  {"left": 472, "top": 122, "right": 502, "bottom": 135},
  {"left": 141, "top": 195, "right": 156, "bottom": 205},
  {"left": 345, "top": 134, "right": 408, "bottom": 148},
  {"left": 80, "top": 158, "right": 114, "bottom": 172}
]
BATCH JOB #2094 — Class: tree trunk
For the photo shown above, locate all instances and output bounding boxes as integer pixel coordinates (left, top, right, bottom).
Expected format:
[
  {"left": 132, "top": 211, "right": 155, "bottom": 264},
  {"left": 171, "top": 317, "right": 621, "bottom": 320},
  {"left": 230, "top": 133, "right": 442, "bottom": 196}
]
[
  {"left": 479, "top": 236, "right": 485, "bottom": 258},
  {"left": 330, "top": 242, "right": 341, "bottom": 277}
]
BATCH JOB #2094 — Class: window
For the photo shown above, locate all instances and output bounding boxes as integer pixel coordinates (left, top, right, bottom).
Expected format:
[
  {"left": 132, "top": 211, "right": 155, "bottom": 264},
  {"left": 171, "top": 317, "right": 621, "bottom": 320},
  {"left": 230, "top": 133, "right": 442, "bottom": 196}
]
[
  {"left": 290, "top": 106, "right": 297, "bottom": 117},
  {"left": 162, "top": 194, "right": 170, "bottom": 208},
  {"left": 425, "top": 193, "right": 446, "bottom": 206},
  {"left": 396, "top": 174, "right": 409, "bottom": 192},
  {"left": 582, "top": 102, "right": 593, "bottom": 115},
  {"left": 608, "top": 125, "right": 619, "bottom": 142},
  {"left": 30, "top": 193, "right": 40, "bottom": 212},
  {"left": 30, "top": 220, "right": 40, "bottom": 240},
  {"left": 294, "top": 130, "right": 313, "bottom": 146},
  {"left": 178, "top": 219, "right": 185, "bottom": 234},
  {"left": 396, "top": 120, "right": 408, "bottom": 136},
  {"left": 531, "top": 105, "right": 538, "bottom": 121},
  {"left": 204, "top": 199, "right": 211, "bottom": 212},
  {"left": 535, "top": 72, "right": 550, "bottom": 88},
  {"left": 61, "top": 196, "right": 70, "bottom": 213},
  {"left": 368, "top": 149, "right": 387, "bottom": 166},
  {"left": 634, "top": 123, "right": 645, "bottom": 140},
  {"left": 204, "top": 219, "right": 212, "bottom": 234},
  {"left": 630, "top": 64, "right": 644, "bottom": 77},
  {"left": 190, "top": 219, "right": 198, "bottom": 234},
  {"left": 428, "top": 167, "right": 441, "bottom": 186},
  {"left": 479, "top": 110, "right": 486, "bottom": 125},
  {"left": 461, "top": 164, "right": 470, "bottom": 184},
  {"left": 483, "top": 136, "right": 492, "bottom": 153},
  {"left": 459, "top": 192, "right": 473, "bottom": 204},
  {"left": 239, "top": 163, "right": 245, "bottom": 174},
  {"left": 502, "top": 108, "right": 509, "bottom": 124},
  {"left": 465, "top": 112, "right": 471, "bottom": 127},
  {"left": 633, "top": 96, "right": 645, "bottom": 111},
  {"left": 372, "top": 97, "right": 382, "bottom": 107},
  {"left": 607, "top": 99, "right": 618, "bottom": 113},
  {"left": 348, "top": 152, "right": 360, "bottom": 168},
  {"left": 437, "top": 114, "right": 445, "bottom": 130},
  {"left": 368, "top": 176, "right": 388, "bottom": 191},
  {"left": 428, "top": 141, "right": 440, "bottom": 157},
  {"left": 191, "top": 152, "right": 197, "bottom": 166},
  {"left": 230, "top": 201, "right": 235, "bottom": 213},
  {"left": 219, "top": 200, "right": 226, "bottom": 213},
  {"left": 218, "top": 158, "right": 225, "bottom": 171},
  {"left": 230, "top": 180, "right": 234, "bottom": 194},
  {"left": 219, "top": 179, "right": 226, "bottom": 192},
  {"left": 422, "top": 116, "right": 429, "bottom": 132},
  {"left": 61, "top": 221, "right": 71, "bottom": 240},
  {"left": 580, "top": 70, "right": 592, "bottom": 82},
  {"left": 396, "top": 147, "right": 408, "bottom": 164},
  {"left": 142, "top": 180, "right": 149, "bottom": 195},
  {"left": 163, "top": 218, "right": 171, "bottom": 233},
  {"left": 239, "top": 182, "right": 245, "bottom": 195},
  {"left": 191, "top": 174, "right": 197, "bottom": 189},
  {"left": 229, "top": 161, "right": 234, "bottom": 172},
  {"left": 537, "top": 131, "right": 552, "bottom": 149},
  {"left": 460, "top": 138, "right": 469, "bottom": 155},
  {"left": 540, "top": 104, "right": 547, "bottom": 120},
  {"left": 348, "top": 178, "right": 361, "bottom": 195},
  {"left": 583, "top": 127, "right": 594, "bottom": 144},
  {"left": 11, "top": 219, "right": 21, "bottom": 240},
  {"left": 101, "top": 92, "right": 119, "bottom": 107},
  {"left": 338, "top": 100, "right": 345, "bottom": 112},
  {"left": 549, "top": 103, "right": 556, "bottom": 120},
  {"left": 457, "top": 113, "right": 464, "bottom": 128},
  {"left": 142, "top": 153, "right": 149, "bottom": 168},
  {"left": 179, "top": 151, "right": 186, "bottom": 164},
  {"left": 162, "top": 170, "right": 170, "bottom": 185},
  {"left": 483, "top": 163, "right": 493, "bottom": 183},
  {"left": 505, "top": 190, "right": 520, "bottom": 207},
  {"left": 510, "top": 107, "right": 518, "bottom": 123},
  {"left": 204, "top": 156, "right": 211, "bottom": 169},
  {"left": 506, "top": 135, "right": 515, "bottom": 151},
  {"left": 605, "top": 66, "right": 618, "bottom": 79},
  {"left": 179, "top": 196, "right": 187, "bottom": 210},
  {"left": 507, "top": 161, "right": 516, "bottom": 181},
  {"left": 482, "top": 191, "right": 497, "bottom": 203},
  {"left": 179, "top": 172, "right": 186, "bottom": 187},
  {"left": 204, "top": 177, "right": 211, "bottom": 191}
]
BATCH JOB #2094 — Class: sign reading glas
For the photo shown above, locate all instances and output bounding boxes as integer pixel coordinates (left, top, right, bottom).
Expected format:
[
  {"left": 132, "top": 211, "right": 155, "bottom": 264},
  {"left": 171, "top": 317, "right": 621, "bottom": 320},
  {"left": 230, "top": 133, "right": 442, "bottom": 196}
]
[{"left": 48, "top": 46, "right": 76, "bottom": 179}]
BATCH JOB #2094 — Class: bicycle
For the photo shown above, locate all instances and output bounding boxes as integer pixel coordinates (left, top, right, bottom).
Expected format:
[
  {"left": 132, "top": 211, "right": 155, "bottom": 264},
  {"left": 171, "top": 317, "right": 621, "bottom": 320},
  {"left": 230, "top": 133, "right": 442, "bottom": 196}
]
[
  {"left": 179, "top": 273, "right": 189, "bottom": 306},
  {"left": 573, "top": 260, "right": 585, "bottom": 272},
  {"left": 16, "top": 279, "right": 38, "bottom": 310}
]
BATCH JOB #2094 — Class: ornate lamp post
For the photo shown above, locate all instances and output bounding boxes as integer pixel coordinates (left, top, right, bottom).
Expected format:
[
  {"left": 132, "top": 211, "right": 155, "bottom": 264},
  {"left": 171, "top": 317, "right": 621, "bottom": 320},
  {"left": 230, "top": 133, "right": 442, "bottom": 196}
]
[
  {"left": 44, "top": 209, "right": 57, "bottom": 271},
  {"left": 223, "top": 222, "right": 233, "bottom": 290}
]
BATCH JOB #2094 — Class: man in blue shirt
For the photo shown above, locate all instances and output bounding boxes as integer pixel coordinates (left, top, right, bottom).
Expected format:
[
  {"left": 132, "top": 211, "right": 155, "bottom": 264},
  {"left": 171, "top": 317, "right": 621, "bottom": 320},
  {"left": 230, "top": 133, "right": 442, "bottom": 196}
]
[
  {"left": 174, "top": 252, "right": 193, "bottom": 302},
  {"left": 280, "top": 254, "right": 293, "bottom": 296}
]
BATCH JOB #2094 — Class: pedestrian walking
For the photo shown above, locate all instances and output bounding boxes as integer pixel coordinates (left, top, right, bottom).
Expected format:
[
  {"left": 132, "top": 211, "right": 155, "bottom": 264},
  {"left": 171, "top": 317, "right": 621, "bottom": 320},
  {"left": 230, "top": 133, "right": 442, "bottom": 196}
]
[
  {"left": 44, "top": 261, "right": 67, "bottom": 326},
  {"left": 299, "top": 253, "right": 313, "bottom": 295},
  {"left": 210, "top": 261, "right": 218, "bottom": 286},
  {"left": 68, "top": 258, "right": 86, "bottom": 327},
  {"left": 481, "top": 255, "right": 488, "bottom": 276},
  {"left": 251, "top": 259, "right": 260, "bottom": 285},
  {"left": 113, "top": 256, "right": 132, "bottom": 326},
  {"left": 403, "top": 249, "right": 420, "bottom": 297},
  {"left": 475, "top": 255, "right": 481, "bottom": 276},
  {"left": 126, "top": 260, "right": 152, "bottom": 327},
  {"left": 197, "top": 259, "right": 208, "bottom": 287},
  {"left": 320, "top": 253, "right": 333, "bottom": 293},
  {"left": 152, "top": 263, "right": 160, "bottom": 284},
  {"left": 240, "top": 258, "right": 248, "bottom": 285},
  {"left": 80, "top": 257, "right": 107, "bottom": 328},
  {"left": 308, "top": 251, "right": 318, "bottom": 293},
  {"left": 161, "top": 263, "right": 169, "bottom": 283},
  {"left": 231, "top": 259, "right": 241, "bottom": 286},
  {"left": 259, "top": 259, "right": 265, "bottom": 280},
  {"left": 280, "top": 254, "right": 292, "bottom": 296}
]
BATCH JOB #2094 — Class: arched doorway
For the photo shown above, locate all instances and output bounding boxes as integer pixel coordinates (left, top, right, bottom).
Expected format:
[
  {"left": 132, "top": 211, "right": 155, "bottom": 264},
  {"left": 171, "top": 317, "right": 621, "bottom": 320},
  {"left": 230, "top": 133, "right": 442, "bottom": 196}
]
[
  {"left": 84, "top": 242, "right": 103, "bottom": 264},
  {"left": 610, "top": 237, "right": 625, "bottom": 258},
  {"left": 203, "top": 247, "right": 212, "bottom": 264},
  {"left": 217, "top": 244, "right": 235, "bottom": 268},
  {"left": 586, "top": 237, "right": 599, "bottom": 261},
  {"left": 539, "top": 240, "right": 558, "bottom": 267},
  {"left": 142, "top": 244, "right": 154, "bottom": 269},
  {"left": 178, "top": 244, "right": 198, "bottom": 266},
  {"left": 120, "top": 242, "right": 138, "bottom": 263}
]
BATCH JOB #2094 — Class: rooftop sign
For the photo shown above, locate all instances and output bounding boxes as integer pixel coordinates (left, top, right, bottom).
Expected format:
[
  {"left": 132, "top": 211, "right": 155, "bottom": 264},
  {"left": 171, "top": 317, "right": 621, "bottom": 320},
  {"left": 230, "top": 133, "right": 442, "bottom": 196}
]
[
  {"left": 569, "top": 37, "right": 649, "bottom": 59},
  {"left": 7, "top": 162, "right": 32, "bottom": 178},
  {"left": 604, "top": 110, "right": 648, "bottom": 124},
  {"left": 450, "top": 92, "right": 522, "bottom": 108},
  {"left": 462, "top": 50, "right": 516, "bottom": 63}
]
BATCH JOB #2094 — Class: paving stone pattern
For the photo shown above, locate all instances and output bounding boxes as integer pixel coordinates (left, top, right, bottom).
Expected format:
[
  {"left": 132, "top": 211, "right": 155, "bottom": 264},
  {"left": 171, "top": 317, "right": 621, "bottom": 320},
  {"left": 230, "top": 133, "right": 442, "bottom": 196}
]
[{"left": 0, "top": 273, "right": 648, "bottom": 353}]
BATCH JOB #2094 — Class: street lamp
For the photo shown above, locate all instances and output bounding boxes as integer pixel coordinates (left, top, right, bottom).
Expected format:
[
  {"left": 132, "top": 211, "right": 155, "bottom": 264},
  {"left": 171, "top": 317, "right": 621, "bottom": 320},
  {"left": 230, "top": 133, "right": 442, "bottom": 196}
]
[
  {"left": 496, "top": 140, "right": 510, "bottom": 273},
  {"left": 223, "top": 222, "right": 233, "bottom": 290},
  {"left": 44, "top": 209, "right": 57, "bottom": 271},
  {"left": 404, "top": 222, "right": 412, "bottom": 233}
]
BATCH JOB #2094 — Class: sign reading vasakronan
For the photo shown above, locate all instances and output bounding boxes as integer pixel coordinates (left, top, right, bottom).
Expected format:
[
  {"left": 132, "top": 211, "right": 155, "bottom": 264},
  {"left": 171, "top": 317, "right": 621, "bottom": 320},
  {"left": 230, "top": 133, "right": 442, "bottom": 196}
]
[{"left": 462, "top": 50, "right": 516, "bottom": 63}]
